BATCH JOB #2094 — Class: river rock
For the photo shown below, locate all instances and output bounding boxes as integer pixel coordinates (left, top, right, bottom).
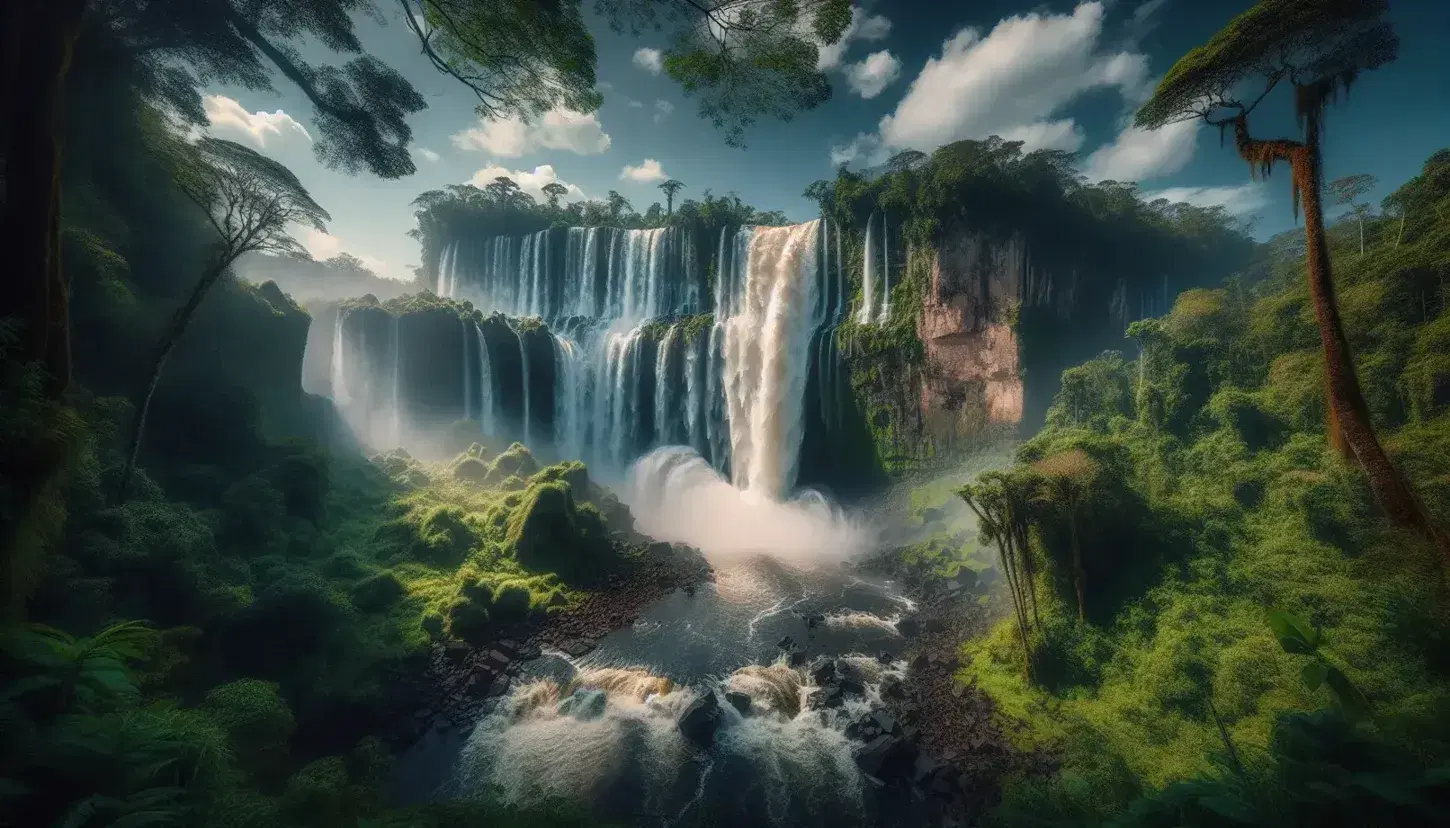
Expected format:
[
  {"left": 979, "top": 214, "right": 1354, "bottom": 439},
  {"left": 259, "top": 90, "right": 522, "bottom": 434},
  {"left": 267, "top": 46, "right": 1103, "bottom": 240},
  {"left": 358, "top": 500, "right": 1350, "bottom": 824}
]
[
  {"left": 776, "top": 636, "right": 796, "bottom": 650},
  {"left": 881, "top": 674, "right": 905, "bottom": 700},
  {"left": 563, "top": 638, "right": 596, "bottom": 658},
  {"left": 896, "top": 617, "right": 922, "bottom": 637},
  {"left": 725, "top": 691, "right": 752, "bottom": 715},
  {"left": 854, "top": 734, "right": 918, "bottom": 780},
  {"left": 810, "top": 660, "right": 837, "bottom": 684},
  {"left": 486, "top": 674, "right": 511, "bottom": 698},
  {"left": 677, "top": 691, "right": 723, "bottom": 748}
]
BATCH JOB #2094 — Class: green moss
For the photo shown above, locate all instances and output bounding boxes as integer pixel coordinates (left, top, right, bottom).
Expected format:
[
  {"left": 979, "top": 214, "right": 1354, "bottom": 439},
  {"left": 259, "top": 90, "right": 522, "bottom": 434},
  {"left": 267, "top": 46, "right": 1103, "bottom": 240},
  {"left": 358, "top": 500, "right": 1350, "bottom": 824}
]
[
  {"left": 350, "top": 571, "right": 405, "bottom": 612},
  {"left": 485, "top": 442, "right": 539, "bottom": 485},
  {"left": 505, "top": 480, "right": 616, "bottom": 585}
]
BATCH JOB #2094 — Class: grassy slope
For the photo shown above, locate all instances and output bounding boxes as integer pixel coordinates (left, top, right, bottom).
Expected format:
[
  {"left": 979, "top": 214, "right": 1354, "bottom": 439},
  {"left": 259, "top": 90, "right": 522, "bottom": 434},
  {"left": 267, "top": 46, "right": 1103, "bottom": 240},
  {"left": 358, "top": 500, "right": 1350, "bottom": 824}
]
[{"left": 938, "top": 161, "right": 1450, "bottom": 820}]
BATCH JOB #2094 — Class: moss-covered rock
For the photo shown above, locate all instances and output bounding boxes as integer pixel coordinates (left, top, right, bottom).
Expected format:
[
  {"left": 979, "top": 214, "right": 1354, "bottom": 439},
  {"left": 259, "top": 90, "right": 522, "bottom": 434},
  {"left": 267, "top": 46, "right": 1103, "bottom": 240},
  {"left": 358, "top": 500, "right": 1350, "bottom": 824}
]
[
  {"left": 349, "top": 571, "right": 405, "bottom": 612},
  {"left": 532, "top": 460, "right": 592, "bottom": 494},
  {"left": 202, "top": 678, "right": 295, "bottom": 778},
  {"left": 485, "top": 442, "right": 539, "bottom": 485},
  {"left": 451, "top": 456, "right": 490, "bottom": 485},
  {"left": 505, "top": 480, "right": 616, "bottom": 584}
]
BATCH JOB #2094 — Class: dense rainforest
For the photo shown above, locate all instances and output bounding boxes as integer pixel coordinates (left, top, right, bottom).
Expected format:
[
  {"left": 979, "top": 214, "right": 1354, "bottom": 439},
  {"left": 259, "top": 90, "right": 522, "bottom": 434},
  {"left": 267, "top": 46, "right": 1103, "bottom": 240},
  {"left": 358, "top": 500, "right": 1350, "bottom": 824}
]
[{"left": 3, "top": 0, "right": 1449, "bottom": 826}]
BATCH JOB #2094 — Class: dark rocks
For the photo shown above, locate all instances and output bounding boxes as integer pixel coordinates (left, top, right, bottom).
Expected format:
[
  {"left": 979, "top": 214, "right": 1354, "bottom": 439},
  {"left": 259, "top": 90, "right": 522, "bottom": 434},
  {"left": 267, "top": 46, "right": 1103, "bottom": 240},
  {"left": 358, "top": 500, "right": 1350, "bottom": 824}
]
[
  {"left": 896, "top": 617, "right": 922, "bottom": 637},
  {"left": 802, "top": 612, "right": 824, "bottom": 629},
  {"left": 854, "top": 734, "right": 918, "bottom": 779},
  {"left": 486, "top": 674, "right": 511, "bottom": 698},
  {"left": 444, "top": 642, "right": 470, "bottom": 664},
  {"left": 677, "top": 691, "right": 723, "bottom": 748},
  {"left": 486, "top": 649, "right": 512, "bottom": 670},
  {"left": 810, "top": 660, "right": 837, "bottom": 685},
  {"left": 562, "top": 638, "right": 596, "bottom": 658},
  {"left": 647, "top": 541, "right": 673, "bottom": 556},
  {"left": 788, "top": 651, "right": 808, "bottom": 667},
  {"left": 881, "top": 674, "right": 906, "bottom": 700},
  {"left": 809, "top": 684, "right": 844, "bottom": 710},
  {"left": 725, "top": 691, "right": 752, "bottom": 715},
  {"left": 776, "top": 636, "right": 796, "bottom": 650}
]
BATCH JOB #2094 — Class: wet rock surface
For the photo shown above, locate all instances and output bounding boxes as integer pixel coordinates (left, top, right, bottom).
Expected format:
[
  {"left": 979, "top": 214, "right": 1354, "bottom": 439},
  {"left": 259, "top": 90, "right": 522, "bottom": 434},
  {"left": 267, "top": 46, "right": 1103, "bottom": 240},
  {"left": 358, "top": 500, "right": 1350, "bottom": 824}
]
[
  {"left": 843, "top": 549, "right": 1047, "bottom": 824},
  {"left": 385, "top": 541, "right": 711, "bottom": 751}
]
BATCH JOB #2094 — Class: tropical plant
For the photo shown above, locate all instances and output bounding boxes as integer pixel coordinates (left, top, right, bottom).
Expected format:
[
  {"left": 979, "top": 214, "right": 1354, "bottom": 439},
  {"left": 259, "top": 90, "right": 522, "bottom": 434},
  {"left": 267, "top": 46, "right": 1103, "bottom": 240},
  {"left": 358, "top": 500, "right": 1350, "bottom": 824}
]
[
  {"left": 1032, "top": 449, "right": 1099, "bottom": 623},
  {"left": 117, "top": 138, "right": 329, "bottom": 501},
  {"left": 1265, "top": 609, "right": 1370, "bottom": 718},
  {"left": 1135, "top": 0, "right": 1448, "bottom": 570},
  {"left": 541, "top": 181, "right": 570, "bottom": 211},
  {"left": 1327, "top": 173, "right": 1377, "bottom": 254},
  {"left": 959, "top": 472, "right": 1041, "bottom": 680}
]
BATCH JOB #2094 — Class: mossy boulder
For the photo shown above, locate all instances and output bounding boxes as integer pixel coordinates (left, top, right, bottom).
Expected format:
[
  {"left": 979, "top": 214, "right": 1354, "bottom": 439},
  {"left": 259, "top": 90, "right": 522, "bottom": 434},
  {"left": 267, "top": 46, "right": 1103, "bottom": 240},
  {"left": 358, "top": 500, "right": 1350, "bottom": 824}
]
[
  {"left": 532, "top": 460, "right": 593, "bottom": 495},
  {"left": 506, "top": 480, "right": 616, "bottom": 584},
  {"left": 349, "top": 571, "right": 405, "bottom": 612},
  {"left": 203, "top": 679, "right": 295, "bottom": 778},
  {"left": 446, "top": 596, "right": 492, "bottom": 646},
  {"left": 484, "top": 442, "right": 539, "bottom": 485},
  {"left": 452, "top": 456, "right": 490, "bottom": 484}
]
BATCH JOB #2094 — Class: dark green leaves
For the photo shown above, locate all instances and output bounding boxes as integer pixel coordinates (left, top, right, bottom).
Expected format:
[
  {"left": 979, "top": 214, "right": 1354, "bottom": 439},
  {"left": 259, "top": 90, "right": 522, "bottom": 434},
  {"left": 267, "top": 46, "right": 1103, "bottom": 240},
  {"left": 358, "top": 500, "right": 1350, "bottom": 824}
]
[
  {"left": 1267, "top": 608, "right": 1320, "bottom": 654},
  {"left": 1136, "top": 0, "right": 1399, "bottom": 129}
]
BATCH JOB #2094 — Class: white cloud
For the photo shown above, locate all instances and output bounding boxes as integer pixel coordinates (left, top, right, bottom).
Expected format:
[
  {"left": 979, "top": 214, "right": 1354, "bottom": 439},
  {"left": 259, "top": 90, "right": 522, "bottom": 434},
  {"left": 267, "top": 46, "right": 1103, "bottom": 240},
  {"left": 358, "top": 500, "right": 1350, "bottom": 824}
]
[
  {"left": 203, "top": 95, "right": 311, "bottom": 147},
  {"left": 816, "top": 7, "right": 893, "bottom": 71},
  {"left": 653, "top": 100, "right": 675, "bottom": 124},
  {"left": 301, "top": 228, "right": 343, "bottom": 260},
  {"left": 451, "top": 108, "right": 611, "bottom": 157},
  {"left": 620, "top": 159, "right": 668, "bottom": 184},
  {"left": 413, "top": 146, "right": 441, "bottom": 163},
  {"left": 846, "top": 2, "right": 1153, "bottom": 166},
  {"left": 597, "top": 81, "right": 614, "bottom": 91},
  {"left": 1081, "top": 118, "right": 1198, "bottom": 182},
  {"left": 1141, "top": 183, "right": 1270, "bottom": 216},
  {"left": 844, "top": 51, "right": 901, "bottom": 99},
  {"left": 633, "top": 47, "right": 664, "bottom": 75},
  {"left": 627, "top": 99, "right": 645, "bottom": 109},
  {"left": 466, "top": 163, "right": 586, "bottom": 202},
  {"left": 829, "top": 132, "right": 883, "bottom": 167}
]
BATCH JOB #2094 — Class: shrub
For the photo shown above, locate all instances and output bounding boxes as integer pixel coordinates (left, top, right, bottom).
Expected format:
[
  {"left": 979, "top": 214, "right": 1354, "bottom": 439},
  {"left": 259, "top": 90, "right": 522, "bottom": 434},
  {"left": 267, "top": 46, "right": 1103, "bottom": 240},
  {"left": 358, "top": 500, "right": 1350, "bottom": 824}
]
[
  {"left": 350, "top": 571, "right": 405, "bottom": 612},
  {"left": 505, "top": 481, "right": 615, "bottom": 584},
  {"left": 202, "top": 678, "right": 296, "bottom": 777}
]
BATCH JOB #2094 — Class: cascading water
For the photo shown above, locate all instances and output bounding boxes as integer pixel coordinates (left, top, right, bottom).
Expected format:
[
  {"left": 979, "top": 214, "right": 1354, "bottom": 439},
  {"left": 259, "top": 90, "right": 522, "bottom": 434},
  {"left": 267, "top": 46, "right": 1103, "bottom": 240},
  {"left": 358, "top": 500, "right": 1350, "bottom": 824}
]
[
  {"left": 473, "top": 322, "right": 495, "bottom": 437},
  {"left": 723, "top": 222, "right": 822, "bottom": 499},
  {"left": 856, "top": 210, "right": 877, "bottom": 325},
  {"left": 515, "top": 323, "right": 531, "bottom": 447},
  {"left": 878, "top": 212, "right": 892, "bottom": 324}
]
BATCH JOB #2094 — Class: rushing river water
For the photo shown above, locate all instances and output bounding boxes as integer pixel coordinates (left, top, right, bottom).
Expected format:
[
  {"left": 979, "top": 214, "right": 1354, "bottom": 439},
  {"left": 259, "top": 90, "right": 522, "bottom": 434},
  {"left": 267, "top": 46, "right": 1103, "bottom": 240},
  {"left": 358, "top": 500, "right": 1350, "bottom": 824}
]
[{"left": 396, "top": 555, "right": 925, "bottom": 827}]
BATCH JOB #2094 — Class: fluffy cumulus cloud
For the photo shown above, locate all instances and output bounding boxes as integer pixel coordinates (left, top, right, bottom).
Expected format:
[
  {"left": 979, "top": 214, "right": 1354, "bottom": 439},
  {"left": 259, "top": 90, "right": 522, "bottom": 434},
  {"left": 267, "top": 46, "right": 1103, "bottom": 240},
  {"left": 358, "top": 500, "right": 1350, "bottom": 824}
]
[
  {"left": 653, "top": 100, "right": 675, "bottom": 124},
  {"left": 1141, "top": 183, "right": 1270, "bottom": 216},
  {"left": 203, "top": 95, "right": 311, "bottom": 147},
  {"left": 837, "top": 3, "right": 1173, "bottom": 170},
  {"left": 451, "top": 108, "right": 611, "bottom": 157},
  {"left": 1081, "top": 118, "right": 1198, "bottom": 182},
  {"left": 816, "top": 7, "right": 892, "bottom": 71},
  {"left": 844, "top": 51, "right": 901, "bottom": 99},
  {"left": 633, "top": 47, "right": 664, "bottom": 75},
  {"left": 412, "top": 146, "right": 441, "bottom": 163},
  {"left": 467, "top": 163, "right": 586, "bottom": 202},
  {"left": 620, "top": 159, "right": 668, "bottom": 184}
]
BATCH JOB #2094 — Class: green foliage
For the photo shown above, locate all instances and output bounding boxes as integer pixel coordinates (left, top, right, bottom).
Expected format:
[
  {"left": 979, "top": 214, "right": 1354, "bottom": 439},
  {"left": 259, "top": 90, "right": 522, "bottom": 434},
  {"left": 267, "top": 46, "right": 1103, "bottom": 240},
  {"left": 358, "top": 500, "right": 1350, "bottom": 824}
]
[
  {"left": 506, "top": 480, "right": 616, "bottom": 585},
  {"left": 1135, "top": 0, "right": 1398, "bottom": 131},
  {"left": 202, "top": 679, "right": 295, "bottom": 777},
  {"left": 966, "top": 145, "right": 1450, "bottom": 821},
  {"left": 349, "top": 571, "right": 405, "bottom": 612}
]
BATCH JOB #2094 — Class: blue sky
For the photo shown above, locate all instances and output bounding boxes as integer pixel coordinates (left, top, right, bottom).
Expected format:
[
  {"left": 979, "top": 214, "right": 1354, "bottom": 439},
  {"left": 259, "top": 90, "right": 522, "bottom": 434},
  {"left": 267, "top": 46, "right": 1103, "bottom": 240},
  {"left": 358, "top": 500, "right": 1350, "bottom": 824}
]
[{"left": 204, "top": 0, "right": 1450, "bottom": 281}]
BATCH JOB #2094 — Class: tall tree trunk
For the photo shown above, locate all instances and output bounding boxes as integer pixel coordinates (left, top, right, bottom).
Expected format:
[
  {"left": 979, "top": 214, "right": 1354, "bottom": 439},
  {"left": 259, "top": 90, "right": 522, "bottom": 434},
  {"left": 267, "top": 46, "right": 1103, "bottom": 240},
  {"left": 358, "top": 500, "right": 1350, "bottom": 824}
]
[
  {"left": 1396, "top": 213, "right": 1405, "bottom": 248},
  {"left": 0, "top": 0, "right": 88, "bottom": 395},
  {"left": 1293, "top": 139, "right": 1450, "bottom": 572},
  {"left": 1356, "top": 211, "right": 1364, "bottom": 255},
  {"left": 116, "top": 258, "right": 232, "bottom": 501},
  {"left": 1069, "top": 505, "right": 1086, "bottom": 623}
]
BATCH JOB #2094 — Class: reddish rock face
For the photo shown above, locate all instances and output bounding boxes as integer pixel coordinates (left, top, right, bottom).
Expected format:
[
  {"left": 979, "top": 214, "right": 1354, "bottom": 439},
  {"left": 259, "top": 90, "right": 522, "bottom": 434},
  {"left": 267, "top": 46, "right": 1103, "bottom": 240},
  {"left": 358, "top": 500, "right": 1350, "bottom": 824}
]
[{"left": 917, "top": 233, "right": 1029, "bottom": 442}]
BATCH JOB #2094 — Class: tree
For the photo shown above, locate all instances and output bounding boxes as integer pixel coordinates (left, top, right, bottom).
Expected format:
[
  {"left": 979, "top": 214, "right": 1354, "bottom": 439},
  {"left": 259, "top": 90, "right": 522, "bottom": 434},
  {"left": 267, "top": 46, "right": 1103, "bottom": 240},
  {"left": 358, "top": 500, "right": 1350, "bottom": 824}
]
[
  {"left": 803, "top": 179, "right": 834, "bottom": 213},
  {"left": 325, "top": 252, "right": 375, "bottom": 277},
  {"left": 1328, "top": 173, "right": 1377, "bottom": 254},
  {"left": 658, "top": 179, "right": 685, "bottom": 216},
  {"left": 606, "top": 190, "right": 633, "bottom": 222},
  {"left": 541, "top": 181, "right": 570, "bottom": 210},
  {"left": 483, "top": 175, "right": 531, "bottom": 209},
  {"left": 959, "top": 473, "right": 1041, "bottom": 682},
  {"left": 1032, "top": 450, "right": 1099, "bottom": 623},
  {"left": 117, "top": 138, "right": 329, "bottom": 500},
  {"left": 1135, "top": 0, "right": 1448, "bottom": 568}
]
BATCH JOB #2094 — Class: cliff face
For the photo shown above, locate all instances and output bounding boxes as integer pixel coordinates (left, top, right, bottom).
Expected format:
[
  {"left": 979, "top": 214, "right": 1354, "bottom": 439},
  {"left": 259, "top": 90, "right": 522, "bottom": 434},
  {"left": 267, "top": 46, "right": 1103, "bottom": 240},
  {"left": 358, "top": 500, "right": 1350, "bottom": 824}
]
[{"left": 919, "top": 234, "right": 1028, "bottom": 441}]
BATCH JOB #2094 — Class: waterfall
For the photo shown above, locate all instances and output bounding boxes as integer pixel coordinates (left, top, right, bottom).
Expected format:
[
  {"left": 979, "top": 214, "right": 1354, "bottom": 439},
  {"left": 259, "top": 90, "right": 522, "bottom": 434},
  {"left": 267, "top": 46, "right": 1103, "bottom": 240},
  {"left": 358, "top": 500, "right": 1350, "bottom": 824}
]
[
  {"left": 474, "top": 322, "right": 495, "bottom": 437},
  {"left": 834, "top": 220, "right": 844, "bottom": 323},
  {"left": 723, "top": 221, "right": 821, "bottom": 499},
  {"left": 330, "top": 309, "right": 349, "bottom": 404},
  {"left": 515, "top": 324, "right": 531, "bottom": 446},
  {"left": 683, "top": 330, "right": 702, "bottom": 453},
  {"left": 390, "top": 314, "right": 402, "bottom": 448},
  {"left": 878, "top": 212, "right": 892, "bottom": 324},
  {"left": 461, "top": 316, "right": 472, "bottom": 421},
  {"left": 552, "top": 334, "right": 585, "bottom": 458},
  {"left": 654, "top": 323, "right": 678, "bottom": 445},
  {"left": 857, "top": 210, "right": 877, "bottom": 324}
]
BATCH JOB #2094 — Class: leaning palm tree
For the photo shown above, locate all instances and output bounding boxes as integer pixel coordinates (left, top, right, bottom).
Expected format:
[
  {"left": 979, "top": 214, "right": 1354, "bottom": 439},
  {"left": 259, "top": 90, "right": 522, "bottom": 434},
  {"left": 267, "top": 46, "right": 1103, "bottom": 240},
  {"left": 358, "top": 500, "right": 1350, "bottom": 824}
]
[
  {"left": 117, "top": 138, "right": 329, "bottom": 500},
  {"left": 658, "top": 179, "right": 685, "bottom": 216},
  {"left": 1136, "top": 0, "right": 1447, "bottom": 570}
]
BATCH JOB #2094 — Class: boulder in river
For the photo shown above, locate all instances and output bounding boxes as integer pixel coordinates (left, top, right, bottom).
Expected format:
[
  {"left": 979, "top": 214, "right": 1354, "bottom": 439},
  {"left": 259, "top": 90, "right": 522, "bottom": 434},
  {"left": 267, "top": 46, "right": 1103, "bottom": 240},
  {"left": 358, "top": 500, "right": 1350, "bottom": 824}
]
[
  {"left": 896, "top": 617, "right": 922, "bottom": 637},
  {"left": 725, "top": 691, "right": 752, "bottom": 715},
  {"left": 854, "top": 734, "right": 918, "bottom": 780},
  {"left": 677, "top": 690, "right": 723, "bottom": 749}
]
